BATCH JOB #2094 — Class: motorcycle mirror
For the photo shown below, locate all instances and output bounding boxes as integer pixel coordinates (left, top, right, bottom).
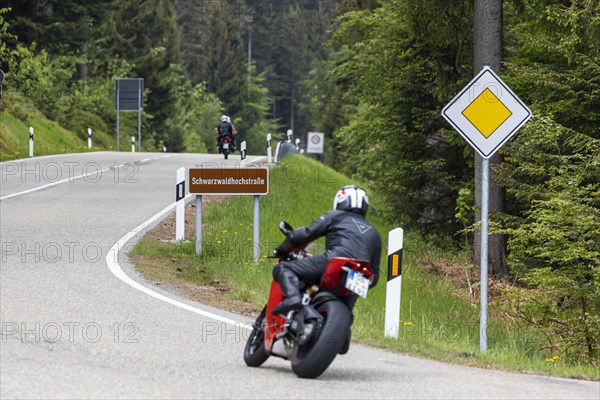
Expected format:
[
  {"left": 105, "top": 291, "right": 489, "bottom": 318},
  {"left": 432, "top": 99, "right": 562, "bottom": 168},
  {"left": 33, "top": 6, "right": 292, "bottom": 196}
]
[{"left": 279, "top": 221, "right": 293, "bottom": 236}]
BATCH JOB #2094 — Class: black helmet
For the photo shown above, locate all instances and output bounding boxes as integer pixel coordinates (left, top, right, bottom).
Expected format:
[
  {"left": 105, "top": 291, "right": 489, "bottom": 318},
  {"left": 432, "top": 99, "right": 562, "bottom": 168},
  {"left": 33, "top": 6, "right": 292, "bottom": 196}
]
[{"left": 333, "top": 185, "right": 369, "bottom": 217}]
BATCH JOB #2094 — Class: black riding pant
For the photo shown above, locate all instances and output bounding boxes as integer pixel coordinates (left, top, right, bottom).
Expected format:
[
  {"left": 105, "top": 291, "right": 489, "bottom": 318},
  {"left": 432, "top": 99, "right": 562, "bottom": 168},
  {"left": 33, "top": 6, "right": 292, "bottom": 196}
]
[
  {"left": 272, "top": 252, "right": 330, "bottom": 284},
  {"left": 272, "top": 250, "right": 359, "bottom": 311}
]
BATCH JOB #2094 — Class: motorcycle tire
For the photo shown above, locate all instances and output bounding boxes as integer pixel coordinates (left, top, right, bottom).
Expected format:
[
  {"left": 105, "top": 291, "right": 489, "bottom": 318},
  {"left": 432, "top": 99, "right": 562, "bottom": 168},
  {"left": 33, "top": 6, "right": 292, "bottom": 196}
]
[
  {"left": 224, "top": 150, "right": 229, "bottom": 160},
  {"left": 291, "top": 300, "right": 351, "bottom": 379},
  {"left": 243, "top": 307, "right": 269, "bottom": 367}
]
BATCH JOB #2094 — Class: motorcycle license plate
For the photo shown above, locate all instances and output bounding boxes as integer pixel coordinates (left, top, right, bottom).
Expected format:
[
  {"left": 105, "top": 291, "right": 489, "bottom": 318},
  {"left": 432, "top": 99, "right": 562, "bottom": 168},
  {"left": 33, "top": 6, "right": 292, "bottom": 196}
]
[
  {"left": 345, "top": 270, "right": 369, "bottom": 298},
  {"left": 222, "top": 142, "right": 229, "bottom": 149}
]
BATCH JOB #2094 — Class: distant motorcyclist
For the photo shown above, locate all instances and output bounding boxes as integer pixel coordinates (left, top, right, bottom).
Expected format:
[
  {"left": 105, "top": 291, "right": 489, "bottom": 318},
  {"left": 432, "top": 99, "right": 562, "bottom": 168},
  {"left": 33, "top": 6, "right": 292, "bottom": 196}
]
[
  {"left": 215, "top": 115, "right": 236, "bottom": 152},
  {"left": 272, "top": 185, "right": 382, "bottom": 315}
]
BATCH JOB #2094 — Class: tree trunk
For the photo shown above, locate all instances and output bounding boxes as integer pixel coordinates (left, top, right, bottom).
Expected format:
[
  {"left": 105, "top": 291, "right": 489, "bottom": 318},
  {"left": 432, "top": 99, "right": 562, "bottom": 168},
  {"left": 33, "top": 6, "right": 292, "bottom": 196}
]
[
  {"left": 77, "top": 42, "right": 88, "bottom": 86},
  {"left": 473, "top": 0, "right": 508, "bottom": 277}
]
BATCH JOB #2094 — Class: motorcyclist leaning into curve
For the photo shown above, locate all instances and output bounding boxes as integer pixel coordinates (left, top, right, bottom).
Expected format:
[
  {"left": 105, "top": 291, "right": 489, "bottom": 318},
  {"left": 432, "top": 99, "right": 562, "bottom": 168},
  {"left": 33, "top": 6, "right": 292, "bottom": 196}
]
[
  {"left": 272, "top": 185, "right": 382, "bottom": 317},
  {"left": 215, "top": 114, "right": 236, "bottom": 152}
]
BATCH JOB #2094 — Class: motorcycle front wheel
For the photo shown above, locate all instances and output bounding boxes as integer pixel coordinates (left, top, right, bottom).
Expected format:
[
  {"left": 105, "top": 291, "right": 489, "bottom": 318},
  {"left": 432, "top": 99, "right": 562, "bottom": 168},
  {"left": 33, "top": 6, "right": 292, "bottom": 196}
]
[
  {"left": 243, "top": 307, "right": 269, "bottom": 367},
  {"left": 291, "top": 300, "right": 351, "bottom": 379}
]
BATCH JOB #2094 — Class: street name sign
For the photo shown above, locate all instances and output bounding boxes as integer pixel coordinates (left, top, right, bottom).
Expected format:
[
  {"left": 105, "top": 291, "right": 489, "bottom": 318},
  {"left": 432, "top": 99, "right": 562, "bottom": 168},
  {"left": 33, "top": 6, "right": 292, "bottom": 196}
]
[
  {"left": 189, "top": 167, "right": 269, "bottom": 195},
  {"left": 442, "top": 66, "right": 531, "bottom": 158}
]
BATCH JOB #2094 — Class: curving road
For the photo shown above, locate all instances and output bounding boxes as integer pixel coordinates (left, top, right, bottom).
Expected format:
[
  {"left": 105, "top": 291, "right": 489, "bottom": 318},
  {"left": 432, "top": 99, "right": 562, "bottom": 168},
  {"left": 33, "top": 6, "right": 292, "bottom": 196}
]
[{"left": 1, "top": 152, "right": 598, "bottom": 399}]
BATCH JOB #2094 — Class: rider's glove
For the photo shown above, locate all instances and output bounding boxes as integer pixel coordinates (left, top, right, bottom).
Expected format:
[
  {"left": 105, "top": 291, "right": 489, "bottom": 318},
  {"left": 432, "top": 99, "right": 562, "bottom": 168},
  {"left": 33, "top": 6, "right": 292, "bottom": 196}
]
[{"left": 273, "top": 245, "right": 287, "bottom": 257}]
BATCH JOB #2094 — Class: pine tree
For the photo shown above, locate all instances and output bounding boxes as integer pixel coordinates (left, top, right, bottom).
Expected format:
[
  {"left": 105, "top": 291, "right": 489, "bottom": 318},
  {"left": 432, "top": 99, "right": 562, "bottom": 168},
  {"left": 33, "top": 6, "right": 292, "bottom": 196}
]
[
  {"left": 196, "top": 0, "right": 244, "bottom": 116},
  {"left": 103, "top": 0, "right": 184, "bottom": 150},
  {"left": 3, "top": 0, "right": 109, "bottom": 83}
]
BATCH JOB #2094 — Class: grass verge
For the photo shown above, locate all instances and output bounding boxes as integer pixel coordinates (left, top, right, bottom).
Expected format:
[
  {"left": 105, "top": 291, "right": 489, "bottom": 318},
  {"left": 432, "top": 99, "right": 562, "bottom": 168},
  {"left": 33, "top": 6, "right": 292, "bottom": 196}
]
[
  {"left": 0, "top": 95, "right": 116, "bottom": 161},
  {"left": 131, "top": 154, "right": 598, "bottom": 381}
]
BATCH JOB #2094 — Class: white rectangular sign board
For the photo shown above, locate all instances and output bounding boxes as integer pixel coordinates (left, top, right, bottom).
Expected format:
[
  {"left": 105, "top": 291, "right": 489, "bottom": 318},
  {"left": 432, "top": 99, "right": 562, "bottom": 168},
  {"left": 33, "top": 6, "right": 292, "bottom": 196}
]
[
  {"left": 442, "top": 66, "right": 532, "bottom": 158},
  {"left": 306, "top": 132, "right": 325, "bottom": 154}
]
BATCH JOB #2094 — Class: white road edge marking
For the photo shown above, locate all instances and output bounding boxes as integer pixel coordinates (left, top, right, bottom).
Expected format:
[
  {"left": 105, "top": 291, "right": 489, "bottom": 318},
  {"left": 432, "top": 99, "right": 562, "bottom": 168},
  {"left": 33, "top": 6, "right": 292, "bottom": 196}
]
[
  {"left": 1, "top": 164, "right": 121, "bottom": 201},
  {"left": 105, "top": 156, "right": 270, "bottom": 330},
  {"left": 241, "top": 156, "right": 266, "bottom": 166},
  {"left": 0, "top": 155, "right": 172, "bottom": 201}
]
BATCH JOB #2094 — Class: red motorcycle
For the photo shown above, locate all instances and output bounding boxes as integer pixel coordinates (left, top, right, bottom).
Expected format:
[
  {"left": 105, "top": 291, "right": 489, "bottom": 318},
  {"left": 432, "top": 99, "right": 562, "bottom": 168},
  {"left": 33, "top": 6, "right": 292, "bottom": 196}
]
[{"left": 243, "top": 221, "right": 374, "bottom": 378}]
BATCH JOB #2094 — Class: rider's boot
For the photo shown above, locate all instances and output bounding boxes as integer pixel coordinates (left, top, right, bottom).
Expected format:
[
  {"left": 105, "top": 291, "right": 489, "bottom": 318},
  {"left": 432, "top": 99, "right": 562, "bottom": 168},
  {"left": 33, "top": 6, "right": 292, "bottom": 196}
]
[{"left": 272, "top": 269, "right": 302, "bottom": 315}]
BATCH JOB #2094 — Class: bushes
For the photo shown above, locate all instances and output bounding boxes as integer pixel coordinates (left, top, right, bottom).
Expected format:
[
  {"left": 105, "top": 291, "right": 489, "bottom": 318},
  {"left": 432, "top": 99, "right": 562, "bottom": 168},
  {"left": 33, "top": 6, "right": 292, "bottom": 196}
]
[
  {"left": 498, "top": 116, "right": 600, "bottom": 364},
  {"left": 3, "top": 41, "right": 131, "bottom": 150}
]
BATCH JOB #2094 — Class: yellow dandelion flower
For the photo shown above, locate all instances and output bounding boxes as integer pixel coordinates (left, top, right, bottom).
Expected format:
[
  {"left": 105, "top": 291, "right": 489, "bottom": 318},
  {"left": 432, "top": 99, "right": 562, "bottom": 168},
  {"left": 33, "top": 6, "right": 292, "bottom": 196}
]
[
  {"left": 217, "top": 240, "right": 222, "bottom": 244},
  {"left": 403, "top": 321, "right": 414, "bottom": 326},
  {"left": 545, "top": 358, "right": 555, "bottom": 363}
]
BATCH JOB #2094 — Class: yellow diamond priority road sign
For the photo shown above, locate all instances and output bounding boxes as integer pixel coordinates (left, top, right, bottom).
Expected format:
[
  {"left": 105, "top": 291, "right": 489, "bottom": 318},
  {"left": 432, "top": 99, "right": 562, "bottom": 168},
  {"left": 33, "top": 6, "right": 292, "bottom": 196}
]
[{"left": 442, "top": 66, "right": 531, "bottom": 158}]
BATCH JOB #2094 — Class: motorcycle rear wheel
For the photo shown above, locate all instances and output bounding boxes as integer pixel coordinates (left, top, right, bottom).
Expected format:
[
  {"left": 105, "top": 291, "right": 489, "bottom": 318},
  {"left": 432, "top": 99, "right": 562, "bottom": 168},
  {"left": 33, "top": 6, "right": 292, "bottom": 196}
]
[
  {"left": 243, "top": 307, "right": 269, "bottom": 367},
  {"left": 291, "top": 300, "right": 351, "bottom": 379}
]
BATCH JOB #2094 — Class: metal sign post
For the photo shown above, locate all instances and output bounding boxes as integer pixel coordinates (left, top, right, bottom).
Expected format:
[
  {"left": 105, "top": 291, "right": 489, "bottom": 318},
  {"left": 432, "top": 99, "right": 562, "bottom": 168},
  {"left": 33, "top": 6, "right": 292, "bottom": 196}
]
[
  {"left": 480, "top": 158, "right": 489, "bottom": 350},
  {"left": 254, "top": 196, "right": 260, "bottom": 261},
  {"left": 138, "top": 84, "right": 144, "bottom": 152},
  {"left": 116, "top": 83, "right": 120, "bottom": 151},
  {"left": 196, "top": 195, "right": 203, "bottom": 255},
  {"left": 442, "top": 65, "right": 531, "bottom": 352}
]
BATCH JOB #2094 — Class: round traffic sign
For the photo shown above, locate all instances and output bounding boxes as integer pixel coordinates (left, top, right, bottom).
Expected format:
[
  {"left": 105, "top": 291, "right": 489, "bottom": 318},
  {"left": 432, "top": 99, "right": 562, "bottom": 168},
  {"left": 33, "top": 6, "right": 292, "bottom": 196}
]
[{"left": 311, "top": 135, "right": 321, "bottom": 145}]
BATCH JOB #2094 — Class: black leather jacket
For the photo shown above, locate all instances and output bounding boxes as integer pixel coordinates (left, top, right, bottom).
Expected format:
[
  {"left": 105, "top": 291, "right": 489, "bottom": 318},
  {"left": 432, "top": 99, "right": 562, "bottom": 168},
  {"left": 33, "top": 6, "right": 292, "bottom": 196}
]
[
  {"left": 217, "top": 121, "right": 233, "bottom": 138},
  {"left": 276, "top": 210, "right": 382, "bottom": 287}
]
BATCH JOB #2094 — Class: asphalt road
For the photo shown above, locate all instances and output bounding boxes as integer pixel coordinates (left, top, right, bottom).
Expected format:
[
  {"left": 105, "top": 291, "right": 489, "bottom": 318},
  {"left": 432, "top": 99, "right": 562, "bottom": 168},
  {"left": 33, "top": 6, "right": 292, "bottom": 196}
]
[{"left": 1, "top": 152, "right": 598, "bottom": 399}]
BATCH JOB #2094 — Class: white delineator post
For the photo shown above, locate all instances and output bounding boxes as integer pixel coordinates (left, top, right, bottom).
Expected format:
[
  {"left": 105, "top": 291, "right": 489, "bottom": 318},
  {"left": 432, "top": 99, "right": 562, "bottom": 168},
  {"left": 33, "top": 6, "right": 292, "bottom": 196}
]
[
  {"left": 241, "top": 140, "right": 247, "bottom": 161},
  {"left": 175, "top": 167, "right": 185, "bottom": 241},
  {"left": 87, "top": 128, "right": 93, "bottom": 149},
  {"left": 295, "top": 138, "right": 300, "bottom": 150},
  {"left": 131, "top": 136, "right": 135, "bottom": 153},
  {"left": 267, "top": 133, "right": 272, "bottom": 163},
  {"left": 29, "top": 127, "right": 34, "bottom": 157},
  {"left": 385, "top": 228, "right": 404, "bottom": 338}
]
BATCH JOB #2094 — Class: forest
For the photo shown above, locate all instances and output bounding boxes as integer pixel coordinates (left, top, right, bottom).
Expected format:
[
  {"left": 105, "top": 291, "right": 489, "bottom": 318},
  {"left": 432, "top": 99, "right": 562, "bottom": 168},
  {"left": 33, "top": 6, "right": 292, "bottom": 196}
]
[{"left": 0, "top": 0, "right": 598, "bottom": 364}]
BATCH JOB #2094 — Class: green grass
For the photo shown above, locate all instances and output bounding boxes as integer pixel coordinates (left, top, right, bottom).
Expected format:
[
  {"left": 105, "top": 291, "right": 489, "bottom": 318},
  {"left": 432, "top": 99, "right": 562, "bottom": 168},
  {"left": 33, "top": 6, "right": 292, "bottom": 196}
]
[
  {"left": 0, "top": 95, "right": 117, "bottom": 161},
  {"left": 133, "top": 154, "right": 598, "bottom": 380}
]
